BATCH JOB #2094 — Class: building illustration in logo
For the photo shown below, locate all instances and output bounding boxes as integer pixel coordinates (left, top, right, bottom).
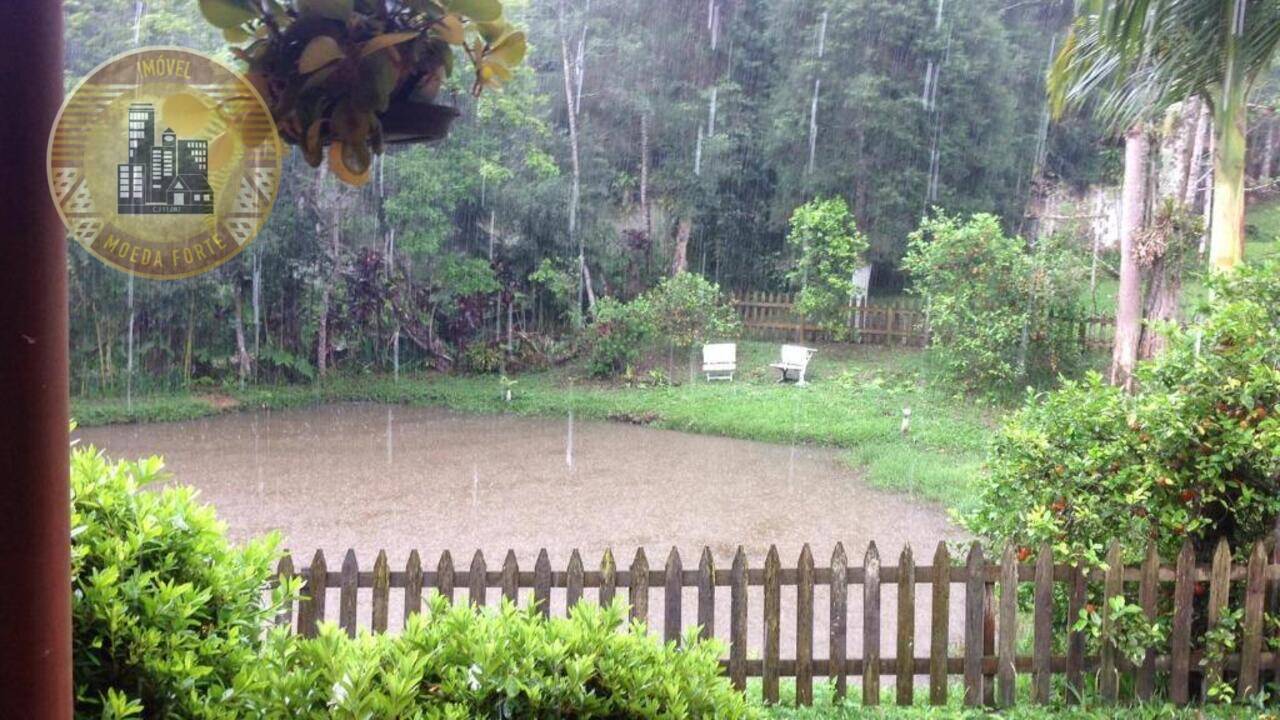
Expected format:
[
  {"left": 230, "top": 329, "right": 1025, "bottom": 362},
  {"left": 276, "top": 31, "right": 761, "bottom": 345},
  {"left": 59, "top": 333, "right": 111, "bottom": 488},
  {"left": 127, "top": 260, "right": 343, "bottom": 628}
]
[{"left": 117, "top": 103, "right": 213, "bottom": 214}]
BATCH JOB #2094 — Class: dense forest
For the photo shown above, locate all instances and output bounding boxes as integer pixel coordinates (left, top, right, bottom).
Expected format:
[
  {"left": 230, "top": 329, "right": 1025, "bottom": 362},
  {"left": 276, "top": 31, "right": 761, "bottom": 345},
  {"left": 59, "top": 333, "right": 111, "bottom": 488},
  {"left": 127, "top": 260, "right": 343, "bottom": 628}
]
[{"left": 61, "top": 0, "right": 1268, "bottom": 395}]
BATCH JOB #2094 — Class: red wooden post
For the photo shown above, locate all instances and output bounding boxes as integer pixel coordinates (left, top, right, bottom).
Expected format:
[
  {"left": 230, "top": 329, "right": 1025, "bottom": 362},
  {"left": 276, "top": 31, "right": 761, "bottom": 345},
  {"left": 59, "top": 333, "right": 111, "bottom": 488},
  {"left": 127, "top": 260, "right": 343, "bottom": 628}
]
[{"left": 0, "top": 2, "right": 72, "bottom": 716}]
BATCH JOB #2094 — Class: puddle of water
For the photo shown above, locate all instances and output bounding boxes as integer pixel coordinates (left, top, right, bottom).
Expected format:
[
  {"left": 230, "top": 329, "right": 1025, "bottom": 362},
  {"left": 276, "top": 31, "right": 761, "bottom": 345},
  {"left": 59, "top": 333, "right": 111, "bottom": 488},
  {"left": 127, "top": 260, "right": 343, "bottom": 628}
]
[{"left": 76, "top": 402, "right": 968, "bottom": 654}]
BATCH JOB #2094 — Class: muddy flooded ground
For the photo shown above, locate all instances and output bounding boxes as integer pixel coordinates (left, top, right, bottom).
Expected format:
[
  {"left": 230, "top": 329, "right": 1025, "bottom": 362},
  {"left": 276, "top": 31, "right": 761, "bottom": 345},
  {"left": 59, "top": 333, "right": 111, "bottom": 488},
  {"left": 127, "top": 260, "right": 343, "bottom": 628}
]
[{"left": 78, "top": 403, "right": 969, "bottom": 659}]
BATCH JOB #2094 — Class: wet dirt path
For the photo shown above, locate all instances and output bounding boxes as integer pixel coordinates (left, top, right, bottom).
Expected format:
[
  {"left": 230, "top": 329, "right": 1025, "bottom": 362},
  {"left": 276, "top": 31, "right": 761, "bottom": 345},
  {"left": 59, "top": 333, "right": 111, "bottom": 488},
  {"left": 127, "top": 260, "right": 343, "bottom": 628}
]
[{"left": 78, "top": 403, "right": 969, "bottom": 659}]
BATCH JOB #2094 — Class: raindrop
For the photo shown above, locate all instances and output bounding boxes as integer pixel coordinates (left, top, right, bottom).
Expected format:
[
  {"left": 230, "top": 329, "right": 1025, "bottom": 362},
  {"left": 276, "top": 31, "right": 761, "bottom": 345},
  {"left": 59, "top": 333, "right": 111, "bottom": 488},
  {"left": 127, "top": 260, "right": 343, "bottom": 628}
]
[
  {"left": 385, "top": 406, "right": 394, "bottom": 466},
  {"left": 471, "top": 465, "right": 480, "bottom": 508},
  {"left": 806, "top": 10, "right": 828, "bottom": 176},
  {"left": 565, "top": 410, "right": 575, "bottom": 468}
]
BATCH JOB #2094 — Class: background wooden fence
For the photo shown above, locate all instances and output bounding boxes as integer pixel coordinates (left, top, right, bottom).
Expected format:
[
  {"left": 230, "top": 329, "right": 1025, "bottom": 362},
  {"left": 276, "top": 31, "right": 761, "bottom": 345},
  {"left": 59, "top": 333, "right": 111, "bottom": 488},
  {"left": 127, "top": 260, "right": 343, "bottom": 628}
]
[
  {"left": 275, "top": 533, "right": 1280, "bottom": 709},
  {"left": 732, "top": 292, "right": 1115, "bottom": 352},
  {"left": 733, "top": 292, "right": 930, "bottom": 347}
]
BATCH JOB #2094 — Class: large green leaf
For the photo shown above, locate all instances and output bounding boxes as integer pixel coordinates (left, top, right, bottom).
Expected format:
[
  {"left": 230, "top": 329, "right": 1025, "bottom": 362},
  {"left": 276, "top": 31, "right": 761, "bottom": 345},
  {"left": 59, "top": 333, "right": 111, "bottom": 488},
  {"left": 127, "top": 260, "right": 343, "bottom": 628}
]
[
  {"left": 447, "top": 0, "right": 501, "bottom": 23},
  {"left": 360, "top": 32, "right": 421, "bottom": 59},
  {"left": 475, "top": 20, "right": 510, "bottom": 44},
  {"left": 198, "top": 0, "right": 257, "bottom": 29},
  {"left": 435, "top": 15, "right": 465, "bottom": 46},
  {"left": 298, "top": 0, "right": 354, "bottom": 21},
  {"left": 354, "top": 53, "right": 399, "bottom": 113},
  {"left": 486, "top": 30, "right": 525, "bottom": 68},
  {"left": 298, "top": 35, "right": 346, "bottom": 74}
]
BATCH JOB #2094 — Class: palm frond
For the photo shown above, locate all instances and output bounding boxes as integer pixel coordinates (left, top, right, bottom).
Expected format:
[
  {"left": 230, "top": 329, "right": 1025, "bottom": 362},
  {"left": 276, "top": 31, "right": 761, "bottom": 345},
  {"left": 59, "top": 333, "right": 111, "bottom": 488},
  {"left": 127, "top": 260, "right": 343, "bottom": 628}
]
[{"left": 1050, "top": 0, "right": 1280, "bottom": 131}]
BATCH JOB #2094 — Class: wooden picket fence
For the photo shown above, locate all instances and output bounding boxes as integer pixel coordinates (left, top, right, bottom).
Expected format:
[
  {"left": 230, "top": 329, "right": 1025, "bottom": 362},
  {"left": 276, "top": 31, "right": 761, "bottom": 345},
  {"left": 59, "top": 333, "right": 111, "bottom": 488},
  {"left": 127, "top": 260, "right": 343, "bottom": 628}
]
[
  {"left": 274, "top": 534, "right": 1280, "bottom": 709},
  {"left": 732, "top": 292, "right": 930, "bottom": 347},
  {"left": 732, "top": 291, "right": 1116, "bottom": 352},
  {"left": 1077, "top": 312, "right": 1116, "bottom": 351}
]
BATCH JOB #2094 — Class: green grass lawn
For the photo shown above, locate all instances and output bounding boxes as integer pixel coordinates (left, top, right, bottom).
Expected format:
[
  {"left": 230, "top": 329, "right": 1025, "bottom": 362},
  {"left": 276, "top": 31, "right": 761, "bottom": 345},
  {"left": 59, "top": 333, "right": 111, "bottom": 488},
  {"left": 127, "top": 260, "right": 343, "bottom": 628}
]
[
  {"left": 73, "top": 341, "right": 996, "bottom": 513},
  {"left": 752, "top": 679, "right": 1269, "bottom": 718}
]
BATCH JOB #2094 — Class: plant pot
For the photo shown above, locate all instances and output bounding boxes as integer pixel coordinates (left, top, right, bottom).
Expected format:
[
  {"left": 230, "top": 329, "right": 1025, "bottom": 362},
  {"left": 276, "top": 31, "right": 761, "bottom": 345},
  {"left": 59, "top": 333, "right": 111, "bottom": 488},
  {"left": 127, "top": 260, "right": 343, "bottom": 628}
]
[{"left": 379, "top": 101, "right": 459, "bottom": 145}]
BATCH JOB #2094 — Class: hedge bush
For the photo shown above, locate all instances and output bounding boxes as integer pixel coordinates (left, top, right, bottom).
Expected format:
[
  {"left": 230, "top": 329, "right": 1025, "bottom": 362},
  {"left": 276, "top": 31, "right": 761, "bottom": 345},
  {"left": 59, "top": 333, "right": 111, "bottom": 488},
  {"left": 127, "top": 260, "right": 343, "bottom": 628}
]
[
  {"left": 965, "top": 260, "right": 1280, "bottom": 567},
  {"left": 784, "top": 197, "right": 869, "bottom": 338},
  {"left": 72, "top": 447, "right": 756, "bottom": 719},
  {"left": 586, "top": 273, "right": 739, "bottom": 377},
  {"left": 587, "top": 295, "right": 656, "bottom": 376},
  {"left": 233, "top": 600, "right": 757, "bottom": 719},
  {"left": 903, "top": 212, "right": 1085, "bottom": 393},
  {"left": 71, "top": 447, "right": 289, "bottom": 718},
  {"left": 646, "top": 272, "right": 742, "bottom": 350}
]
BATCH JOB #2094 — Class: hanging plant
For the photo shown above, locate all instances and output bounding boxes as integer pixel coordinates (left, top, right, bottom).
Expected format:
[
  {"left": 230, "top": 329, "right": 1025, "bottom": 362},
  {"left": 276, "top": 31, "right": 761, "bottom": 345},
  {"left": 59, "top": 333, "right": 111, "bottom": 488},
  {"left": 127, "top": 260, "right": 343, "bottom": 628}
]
[{"left": 198, "top": 0, "right": 526, "bottom": 185}]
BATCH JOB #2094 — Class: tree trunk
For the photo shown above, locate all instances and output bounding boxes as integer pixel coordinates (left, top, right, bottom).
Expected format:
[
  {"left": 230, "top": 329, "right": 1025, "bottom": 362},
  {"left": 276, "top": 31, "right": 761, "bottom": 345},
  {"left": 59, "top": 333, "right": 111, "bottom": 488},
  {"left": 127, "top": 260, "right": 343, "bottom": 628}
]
[
  {"left": 640, "top": 113, "right": 651, "bottom": 269},
  {"left": 317, "top": 183, "right": 340, "bottom": 378},
  {"left": 1183, "top": 99, "right": 1210, "bottom": 209},
  {"left": 316, "top": 284, "right": 329, "bottom": 377},
  {"left": 232, "top": 283, "right": 251, "bottom": 387},
  {"left": 671, "top": 217, "right": 691, "bottom": 276},
  {"left": 125, "top": 273, "right": 134, "bottom": 406},
  {"left": 573, "top": 5, "right": 588, "bottom": 117},
  {"left": 183, "top": 291, "right": 194, "bottom": 383},
  {"left": 1139, "top": 105, "right": 1195, "bottom": 361},
  {"left": 251, "top": 249, "right": 261, "bottom": 380},
  {"left": 1260, "top": 111, "right": 1276, "bottom": 182},
  {"left": 1211, "top": 96, "right": 1247, "bottom": 269},
  {"left": 1111, "top": 124, "right": 1148, "bottom": 391},
  {"left": 557, "top": 0, "right": 584, "bottom": 324},
  {"left": 1138, "top": 257, "right": 1180, "bottom": 360},
  {"left": 582, "top": 261, "right": 597, "bottom": 310},
  {"left": 1169, "top": 100, "right": 1196, "bottom": 203},
  {"left": 1210, "top": 17, "right": 1248, "bottom": 271}
]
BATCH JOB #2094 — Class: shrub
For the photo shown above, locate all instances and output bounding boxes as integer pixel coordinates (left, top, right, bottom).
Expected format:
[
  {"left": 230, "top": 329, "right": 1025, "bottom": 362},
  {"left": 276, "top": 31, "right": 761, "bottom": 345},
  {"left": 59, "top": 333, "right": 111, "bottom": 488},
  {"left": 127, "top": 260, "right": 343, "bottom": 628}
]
[
  {"left": 71, "top": 447, "right": 290, "bottom": 718},
  {"left": 903, "top": 212, "right": 1085, "bottom": 393},
  {"left": 72, "top": 446, "right": 758, "bottom": 718},
  {"left": 785, "top": 197, "right": 869, "bottom": 338},
  {"left": 587, "top": 296, "right": 655, "bottom": 377},
  {"left": 529, "top": 257, "right": 580, "bottom": 328},
  {"left": 584, "top": 274, "right": 740, "bottom": 377},
  {"left": 964, "top": 260, "right": 1280, "bottom": 567},
  {"left": 232, "top": 599, "right": 758, "bottom": 719},
  {"left": 460, "top": 342, "right": 504, "bottom": 374},
  {"left": 646, "top": 272, "right": 742, "bottom": 349}
]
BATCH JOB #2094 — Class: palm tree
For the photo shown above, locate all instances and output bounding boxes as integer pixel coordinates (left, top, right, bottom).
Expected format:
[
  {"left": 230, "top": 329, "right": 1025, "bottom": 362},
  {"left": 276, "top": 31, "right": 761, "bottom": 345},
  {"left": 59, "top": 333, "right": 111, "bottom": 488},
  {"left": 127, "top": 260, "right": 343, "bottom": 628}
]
[
  {"left": 1052, "top": 0, "right": 1280, "bottom": 272},
  {"left": 1048, "top": 4, "right": 1158, "bottom": 389}
]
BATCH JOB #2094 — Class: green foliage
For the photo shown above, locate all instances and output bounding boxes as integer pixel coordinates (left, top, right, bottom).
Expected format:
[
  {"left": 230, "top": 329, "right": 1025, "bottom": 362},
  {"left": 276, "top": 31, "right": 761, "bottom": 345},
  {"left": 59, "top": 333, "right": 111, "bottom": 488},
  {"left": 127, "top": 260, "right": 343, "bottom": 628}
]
[
  {"left": 965, "top": 260, "right": 1280, "bottom": 567},
  {"left": 529, "top": 258, "right": 579, "bottom": 327},
  {"left": 77, "top": 342, "right": 993, "bottom": 512},
  {"left": 257, "top": 346, "right": 317, "bottom": 382},
  {"left": 460, "top": 342, "right": 503, "bottom": 374},
  {"left": 69, "top": 444, "right": 755, "bottom": 718},
  {"left": 71, "top": 447, "right": 290, "bottom": 718},
  {"left": 785, "top": 198, "right": 868, "bottom": 338},
  {"left": 72, "top": 394, "right": 233, "bottom": 426},
  {"left": 64, "top": 1, "right": 1099, "bottom": 391},
  {"left": 233, "top": 599, "right": 757, "bottom": 719},
  {"left": 587, "top": 296, "right": 655, "bottom": 377},
  {"left": 435, "top": 253, "right": 500, "bottom": 299},
  {"left": 1201, "top": 608, "right": 1244, "bottom": 704},
  {"left": 1073, "top": 595, "right": 1166, "bottom": 668},
  {"left": 904, "top": 212, "right": 1085, "bottom": 393},
  {"left": 645, "top": 273, "right": 742, "bottom": 349},
  {"left": 584, "top": 274, "right": 740, "bottom": 376},
  {"left": 761, "top": 1, "right": 1068, "bottom": 262}
]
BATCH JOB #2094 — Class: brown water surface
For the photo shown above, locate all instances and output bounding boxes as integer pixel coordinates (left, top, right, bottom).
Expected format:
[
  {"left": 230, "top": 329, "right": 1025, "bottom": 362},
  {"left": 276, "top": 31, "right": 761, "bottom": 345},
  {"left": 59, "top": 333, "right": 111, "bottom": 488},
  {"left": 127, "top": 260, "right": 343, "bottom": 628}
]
[{"left": 77, "top": 403, "right": 967, "bottom": 657}]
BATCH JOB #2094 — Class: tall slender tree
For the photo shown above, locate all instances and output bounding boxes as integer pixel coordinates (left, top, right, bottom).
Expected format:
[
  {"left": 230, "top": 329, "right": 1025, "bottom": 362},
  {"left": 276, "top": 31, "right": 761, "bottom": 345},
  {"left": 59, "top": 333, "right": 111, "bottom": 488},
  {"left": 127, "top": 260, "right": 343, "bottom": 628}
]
[
  {"left": 1055, "top": 0, "right": 1280, "bottom": 271},
  {"left": 1050, "top": 6, "right": 1160, "bottom": 388}
]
